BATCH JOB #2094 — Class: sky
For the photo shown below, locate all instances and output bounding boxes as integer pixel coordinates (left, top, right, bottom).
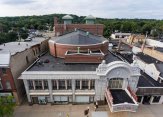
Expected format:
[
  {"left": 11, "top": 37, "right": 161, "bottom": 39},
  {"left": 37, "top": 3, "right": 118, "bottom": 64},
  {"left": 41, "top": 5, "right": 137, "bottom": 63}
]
[{"left": 0, "top": 0, "right": 163, "bottom": 19}]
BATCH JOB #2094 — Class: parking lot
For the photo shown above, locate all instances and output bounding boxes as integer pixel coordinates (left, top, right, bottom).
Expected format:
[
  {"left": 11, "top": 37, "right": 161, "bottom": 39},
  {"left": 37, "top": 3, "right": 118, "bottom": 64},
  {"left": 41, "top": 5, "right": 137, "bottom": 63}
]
[{"left": 13, "top": 104, "right": 163, "bottom": 117}]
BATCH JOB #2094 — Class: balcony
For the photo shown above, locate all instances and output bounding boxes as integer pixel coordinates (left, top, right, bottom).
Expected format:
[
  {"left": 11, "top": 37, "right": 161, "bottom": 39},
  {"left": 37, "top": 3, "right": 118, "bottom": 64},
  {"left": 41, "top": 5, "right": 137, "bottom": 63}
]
[{"left": 105, "top": 88, "right": 138, "bottom": 112}]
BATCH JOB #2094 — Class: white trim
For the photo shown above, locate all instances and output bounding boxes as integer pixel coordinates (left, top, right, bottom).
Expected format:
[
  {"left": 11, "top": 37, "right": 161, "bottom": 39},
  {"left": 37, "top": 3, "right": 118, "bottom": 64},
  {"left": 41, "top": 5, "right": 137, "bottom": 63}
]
[
  {"left": 75, "top": 91, "right": 95, "bottom": 95},
  {"left": 52, "top": 92, "right": 73, "bottom": 95},
  {"left": 29, "top": 92, "right": 50, "bottom": 95}
]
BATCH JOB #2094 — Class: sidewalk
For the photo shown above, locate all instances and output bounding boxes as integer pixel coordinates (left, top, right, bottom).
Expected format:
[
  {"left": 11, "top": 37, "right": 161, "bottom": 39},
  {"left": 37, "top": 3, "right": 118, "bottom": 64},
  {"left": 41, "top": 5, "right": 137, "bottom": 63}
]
[{"left": 13, "top": 104, "right": 163, "bottom": 117}]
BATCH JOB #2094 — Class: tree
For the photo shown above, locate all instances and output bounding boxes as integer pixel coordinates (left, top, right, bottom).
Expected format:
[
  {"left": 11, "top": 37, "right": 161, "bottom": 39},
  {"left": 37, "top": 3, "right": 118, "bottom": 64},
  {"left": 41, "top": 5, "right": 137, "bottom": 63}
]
[{"left": 0, "top": 96, "right": 15, "bottom": 117}]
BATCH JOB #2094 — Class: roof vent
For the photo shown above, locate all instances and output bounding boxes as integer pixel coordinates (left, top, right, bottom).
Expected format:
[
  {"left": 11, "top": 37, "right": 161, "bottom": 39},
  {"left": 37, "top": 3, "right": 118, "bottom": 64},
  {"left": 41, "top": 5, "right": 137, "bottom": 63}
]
[
  {"left": 74, "top": 28, "right": 77, "bottom": 32},
  {"left": 86, "top": 32, "right": 89, "bottom": 36},
  {"left": 18, "top": 42, "right": 20, "bottom": 45},
  {"left": 3, "top": 44, "right": 5, "bottom": 46}
]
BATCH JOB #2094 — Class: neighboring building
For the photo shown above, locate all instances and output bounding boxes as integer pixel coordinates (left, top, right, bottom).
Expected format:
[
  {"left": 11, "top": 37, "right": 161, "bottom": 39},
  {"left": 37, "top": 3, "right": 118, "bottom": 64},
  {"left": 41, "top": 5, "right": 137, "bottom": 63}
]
[
  {"left": 116, "top": 40, "right": 163, "bottom": 105},
  {"left": 0, "top": 37, "right": 49, "bottom": 104},
  {"left": 110, "top": 33, "right": 131, "bottom": 40},
  {"left": 54, "top": 15, "right": 104, "bottom": 36},
  {"left": 20, "top": 30, "right": 140, "bottom": 113}
]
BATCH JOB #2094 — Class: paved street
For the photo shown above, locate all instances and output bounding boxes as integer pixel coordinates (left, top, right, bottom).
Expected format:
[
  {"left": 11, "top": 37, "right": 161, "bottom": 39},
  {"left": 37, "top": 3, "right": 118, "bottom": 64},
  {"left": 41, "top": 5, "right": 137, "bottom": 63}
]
[{"left": 13, "top": 104, "right": 163, "bottom": 117}]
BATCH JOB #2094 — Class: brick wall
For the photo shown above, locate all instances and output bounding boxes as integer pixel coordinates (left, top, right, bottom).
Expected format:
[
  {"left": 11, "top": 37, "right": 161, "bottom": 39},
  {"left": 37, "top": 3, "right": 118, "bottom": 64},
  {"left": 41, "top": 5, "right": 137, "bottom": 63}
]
[
  {"left": 49, "top": 41, "right": 108, "bottom": 58},
  {"left": 54, "top": 24, "right": 104, "bottom": 36}
]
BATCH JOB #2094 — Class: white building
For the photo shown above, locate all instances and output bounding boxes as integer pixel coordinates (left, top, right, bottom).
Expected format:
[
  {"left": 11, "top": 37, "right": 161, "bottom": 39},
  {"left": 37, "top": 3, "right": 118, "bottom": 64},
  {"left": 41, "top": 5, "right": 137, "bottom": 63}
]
[
  {"left": 20, "top": 52, "right": 140, "bottom": 112},
  {"left": 111, "top": 33, "right": 131, "bottom": 40}
]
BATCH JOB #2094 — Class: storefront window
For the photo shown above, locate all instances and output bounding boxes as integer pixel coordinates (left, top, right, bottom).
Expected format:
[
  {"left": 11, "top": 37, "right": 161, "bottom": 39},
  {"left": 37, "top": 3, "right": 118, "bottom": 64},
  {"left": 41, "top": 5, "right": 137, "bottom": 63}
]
[
  {"left": 38, "top": 96, "right": 47, "bottom": 104},
  {"left": 153, "top": 96, "right": 161, "bottom": 103},
  {"left": 137, "top": 96, "right": 142, "bottom": 103}
]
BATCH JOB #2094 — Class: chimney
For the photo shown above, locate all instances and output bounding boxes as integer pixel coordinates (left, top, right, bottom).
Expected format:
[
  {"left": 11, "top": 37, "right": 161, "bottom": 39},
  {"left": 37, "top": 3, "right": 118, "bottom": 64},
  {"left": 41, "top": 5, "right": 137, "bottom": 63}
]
[{"left": 54, "top": 17, "right": 58, "bottom": 25}]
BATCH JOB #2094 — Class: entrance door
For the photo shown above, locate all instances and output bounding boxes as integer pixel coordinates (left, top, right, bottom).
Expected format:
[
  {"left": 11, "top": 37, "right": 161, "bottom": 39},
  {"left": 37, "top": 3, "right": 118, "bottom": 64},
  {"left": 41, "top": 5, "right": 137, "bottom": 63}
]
[
  {"left": 142, "top": 96, "right": 151, "bottom": 104},
  {"left": 32, "top": 97, "right": 39, "bottom": 104}
]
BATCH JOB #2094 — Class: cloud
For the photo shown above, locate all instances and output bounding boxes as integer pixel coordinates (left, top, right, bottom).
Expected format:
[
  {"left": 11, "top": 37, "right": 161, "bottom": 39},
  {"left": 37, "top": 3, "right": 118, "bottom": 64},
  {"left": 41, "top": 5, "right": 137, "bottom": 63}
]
[
  {"left": 0, "top": 0, "right": 163, "bottom": 19},
  {"left": 2, "top": 0, "right": 36, "bottom": 5}
]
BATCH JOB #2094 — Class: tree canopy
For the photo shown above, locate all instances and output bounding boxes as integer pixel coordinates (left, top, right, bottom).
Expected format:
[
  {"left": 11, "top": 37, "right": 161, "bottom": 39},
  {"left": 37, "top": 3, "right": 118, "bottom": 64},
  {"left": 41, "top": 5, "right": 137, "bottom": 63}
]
[
  {"left": 0, "top": 96, "right": 15, "bottom": 117},
  {"left": 0, "top": 13, "right": 163, "bottom": 43}
]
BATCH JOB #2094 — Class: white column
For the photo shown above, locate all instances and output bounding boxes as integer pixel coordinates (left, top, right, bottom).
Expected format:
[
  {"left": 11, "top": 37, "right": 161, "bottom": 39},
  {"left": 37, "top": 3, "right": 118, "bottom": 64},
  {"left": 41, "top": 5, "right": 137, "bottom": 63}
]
[
  {"left": 23, "top": 80, "right": 31, "bottom": 103},
  {"left": 48, "top": 80, "right": 53, "bottom": 103},
  {"left": 33, "top": 80, "right": 35, "bottom": 90},
  {"left": 80, "top": 80, "right": 82, "bottom": 90},
  {"left": 57, "top": 80, "right": 59, "bottom": 90},
  {"left": 65, "top": 80, "right": 67, "bottom": 90},
  {"left": 72, "top": 79, "right": 75, "bottom": 103},
  {"left": 88, "top": 80, "right": 91, "bottom": 90},
  {"left": 42, "top": 80, "right": 44, "bottom": 90}
]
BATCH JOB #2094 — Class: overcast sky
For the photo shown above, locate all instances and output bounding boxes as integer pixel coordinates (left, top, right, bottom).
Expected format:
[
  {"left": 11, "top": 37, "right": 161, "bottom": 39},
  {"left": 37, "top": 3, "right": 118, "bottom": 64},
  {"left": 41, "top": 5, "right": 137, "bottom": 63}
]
[{"left": 0, "top": 0, "right": 163, "bottom": 19}]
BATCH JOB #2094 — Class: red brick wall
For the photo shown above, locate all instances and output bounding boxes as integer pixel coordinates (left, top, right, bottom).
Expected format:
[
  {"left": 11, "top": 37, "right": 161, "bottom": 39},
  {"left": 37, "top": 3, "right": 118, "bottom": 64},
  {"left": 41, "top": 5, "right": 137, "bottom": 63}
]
[
  {"left": 54, "top": 24, "right": 104, "bottom": 36},
  {"left": 49, "top": 41, "right": 108, "bottom": 58},
  {"left": 0, "top": 68, "right": 16, "bottom": 91}
]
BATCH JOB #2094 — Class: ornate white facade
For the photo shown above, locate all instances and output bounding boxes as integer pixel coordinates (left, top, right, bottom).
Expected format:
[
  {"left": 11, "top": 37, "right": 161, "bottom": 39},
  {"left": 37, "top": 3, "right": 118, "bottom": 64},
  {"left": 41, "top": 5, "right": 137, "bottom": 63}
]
[{"left": 20, "top": 60, "right": 140, "bottom": 112}]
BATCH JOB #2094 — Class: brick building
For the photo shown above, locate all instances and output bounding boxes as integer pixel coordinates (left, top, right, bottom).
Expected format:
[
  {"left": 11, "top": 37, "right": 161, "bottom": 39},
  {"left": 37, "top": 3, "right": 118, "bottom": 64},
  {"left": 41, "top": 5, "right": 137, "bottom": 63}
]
[
  {"left": 20, "top": 29, "right": 140, "bottom": 113},
  {"left": 0, "top": 37, "right": 49, "bottom": 104},
  {"left": 54, "top": 15, "right": 104, "bottom": 36}
]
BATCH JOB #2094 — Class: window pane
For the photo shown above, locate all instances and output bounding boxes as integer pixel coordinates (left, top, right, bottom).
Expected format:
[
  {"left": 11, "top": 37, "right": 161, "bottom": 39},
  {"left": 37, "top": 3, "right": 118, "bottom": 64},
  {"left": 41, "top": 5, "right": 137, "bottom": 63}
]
[
  {"left": 6, "top": 81, "right": 11, "bottom": 89},
  {"left": 153, "top": 96, "right": 161, "bottom": 103},
  {"left": 35, "top": 80, "right": 42, "bottom": 90},
  {"left": 90, "top": 80, "right": 95, "bottom": 89},
  {"left": 76, "top": 80, "right": 80, "bottom": 89},
  {"left": 52, "top": 80, "right": 57, "bottom": 90},
  {"left": 28, "top": 80, "right": 34, "bottom": 90},
  {"left": 67, "top": 80, "right": 72, "bottom": 90},
  {"left": 82, "top": 80, "right": 88, "bottom": 89},
  {"left": 58, "top": 80, "right": 65, "bottom": 90}
]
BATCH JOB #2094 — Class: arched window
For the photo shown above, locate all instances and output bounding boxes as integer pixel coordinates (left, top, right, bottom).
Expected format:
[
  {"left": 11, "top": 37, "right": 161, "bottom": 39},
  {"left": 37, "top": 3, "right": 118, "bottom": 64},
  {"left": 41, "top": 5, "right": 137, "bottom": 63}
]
[
  {"left": 108, "top": 78, "right": 123, "bottom": 89},
  {"left": 6, "top": 81, "right": 11, "bottom": 89}
]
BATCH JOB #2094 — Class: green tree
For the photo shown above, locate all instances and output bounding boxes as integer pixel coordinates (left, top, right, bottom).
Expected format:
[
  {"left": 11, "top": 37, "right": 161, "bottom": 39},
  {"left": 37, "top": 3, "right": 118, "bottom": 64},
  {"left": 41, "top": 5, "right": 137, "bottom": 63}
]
[{"left": 0, "top": 96, "right": 15, "bottom": 117}]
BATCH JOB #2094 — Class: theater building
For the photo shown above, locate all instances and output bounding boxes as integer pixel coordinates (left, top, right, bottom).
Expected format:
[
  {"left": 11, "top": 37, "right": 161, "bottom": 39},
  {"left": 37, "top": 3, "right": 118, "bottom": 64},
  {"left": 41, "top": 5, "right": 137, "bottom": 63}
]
[{"left": 20, "top": 29, "right": 140, "bottom": 112}]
